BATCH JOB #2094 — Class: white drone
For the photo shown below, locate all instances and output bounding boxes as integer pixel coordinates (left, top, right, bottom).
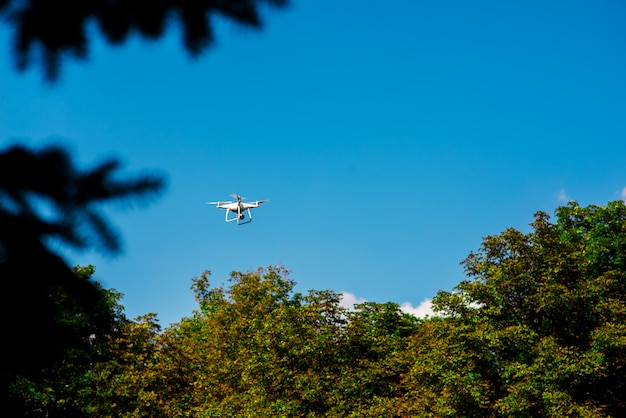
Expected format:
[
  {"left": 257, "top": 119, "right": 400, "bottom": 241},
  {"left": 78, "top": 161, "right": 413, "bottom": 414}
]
[{"left": 206, "top": 194, "right": 269, "bottom": 225}]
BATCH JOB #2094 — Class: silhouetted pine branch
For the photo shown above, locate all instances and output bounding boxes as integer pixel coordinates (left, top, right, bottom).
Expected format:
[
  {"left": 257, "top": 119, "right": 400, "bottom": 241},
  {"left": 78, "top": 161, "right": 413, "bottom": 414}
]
[{"left": 0, "top": 0, "right": 289, "bottom": 80}]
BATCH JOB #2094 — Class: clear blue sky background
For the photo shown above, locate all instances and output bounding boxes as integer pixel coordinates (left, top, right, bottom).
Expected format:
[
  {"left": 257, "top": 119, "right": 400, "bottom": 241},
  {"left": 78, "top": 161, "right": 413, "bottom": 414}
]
[{"left": 1, "top": 0, "right": 625, "bottom": 326}]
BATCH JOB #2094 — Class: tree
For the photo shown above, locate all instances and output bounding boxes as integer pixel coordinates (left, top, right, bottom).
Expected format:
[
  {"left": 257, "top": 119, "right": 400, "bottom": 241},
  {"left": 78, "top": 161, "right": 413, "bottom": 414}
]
[
  {"left": 75, "top": 312, "right": 164, "bottom": 417},
  {"left": 0, "top": 0, "right": 289, "bottom": 81},
  {"left": 329, "top": 301, "right": 421, "bottom": 416},
  {"left": 0, "top": 145, "right": 163, "bottom": 414},
  {"left": 1, "top": 1, "right": 291, "bottom": 413},
  {"left": 4, "top": 266, "right": 132, "bottom": 417},
  {"left": 125, "top": 267, "right": 421, "bottom": 416},
  {"left": 152, "top": 267, "right": 348, "bottom": 416},
  {"left": 399, "top": 201, "right": 626, "bottom": 417}
]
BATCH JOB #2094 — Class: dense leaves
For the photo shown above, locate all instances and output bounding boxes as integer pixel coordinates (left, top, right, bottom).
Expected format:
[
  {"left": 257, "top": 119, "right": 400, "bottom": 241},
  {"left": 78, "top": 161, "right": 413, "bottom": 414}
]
[
  {"left": 146, "top": 268, "right": 421, "bottom": 416},
  {"left": 417, "top": 201, "right": 626, "bottom": 416},
  {"left": 7, "top": 201, "right": 626, "bottom": 416},
  {"left": 0, "top": 144, "right": 163, "bottom": 415},
  {"left": 5, "top": 266, "right": 130, "bottom": 416}
]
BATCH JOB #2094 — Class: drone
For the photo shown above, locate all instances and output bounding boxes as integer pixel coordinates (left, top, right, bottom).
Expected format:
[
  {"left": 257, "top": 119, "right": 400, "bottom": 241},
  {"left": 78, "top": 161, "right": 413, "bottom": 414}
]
[{"left": 206, "top": 194, "right": 269, "bottom": 225}]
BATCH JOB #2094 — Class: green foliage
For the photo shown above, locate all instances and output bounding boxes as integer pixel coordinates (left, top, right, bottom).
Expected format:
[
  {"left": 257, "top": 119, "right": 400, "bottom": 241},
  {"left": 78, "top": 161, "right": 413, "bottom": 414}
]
[
  {"left": 155, "top": 267, "right": 346, "bottom": 415},
  {"left": 6, "top": 265, "right": 131, "bottom": 416},
  {"left": 404, "top": 201, "right": 626, "bottom": 416},
  {"left": 334, "top": 301, "right": 421, "bottom": 416},
  {"left": 0, "top": 144, "right": 163, "bottom": 415},
  {"left": 123, "top": 267, "right": 421, "bottom": 416},
  {"left": 8, "top": 201, "right": 626, "bottom": 417},
  {"left": 399, "top": 317, "right": 500, "bottom": 417}
]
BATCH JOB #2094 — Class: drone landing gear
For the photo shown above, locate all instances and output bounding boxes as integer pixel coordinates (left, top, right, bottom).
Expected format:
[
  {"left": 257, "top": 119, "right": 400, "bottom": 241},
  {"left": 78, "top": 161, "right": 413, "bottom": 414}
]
[{"left": 225, "top": 209, "right": 252, "bottom": 225}]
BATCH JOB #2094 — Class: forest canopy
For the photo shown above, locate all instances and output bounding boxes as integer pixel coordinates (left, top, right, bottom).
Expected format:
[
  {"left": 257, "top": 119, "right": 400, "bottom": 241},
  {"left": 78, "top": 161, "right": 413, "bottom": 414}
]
[{"left": 6, "top": 200, "right": 626, "bottom": 417}]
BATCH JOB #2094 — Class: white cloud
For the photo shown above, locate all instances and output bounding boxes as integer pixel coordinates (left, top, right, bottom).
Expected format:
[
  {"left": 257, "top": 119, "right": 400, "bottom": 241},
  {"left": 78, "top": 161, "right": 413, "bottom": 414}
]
[
  {"left": 339, "top": 292, "right": 367, "bottom": 310},
  {"left": 557, "top": 188, "right": 570, "bottom": 203},
  {"left": 340, "top": 292, "right": 437, "bottom": 319},
  {"left": 399, "top": 299, "right": 437, "bottom": 318},
  {"left": 620, "top": 187, "right": 626, "bottom": 202}
]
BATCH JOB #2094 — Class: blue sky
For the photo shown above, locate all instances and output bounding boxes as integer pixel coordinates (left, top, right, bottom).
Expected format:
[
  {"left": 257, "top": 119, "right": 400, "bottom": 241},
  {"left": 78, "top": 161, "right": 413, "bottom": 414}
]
[{"left": 1, "top": 0, "right": 625, "bottom": 325}]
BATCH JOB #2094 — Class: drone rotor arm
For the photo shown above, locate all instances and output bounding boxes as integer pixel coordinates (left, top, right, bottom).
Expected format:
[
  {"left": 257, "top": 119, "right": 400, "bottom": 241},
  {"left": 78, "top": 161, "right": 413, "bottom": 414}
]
[
  {"left": 207, "top": 201, "right": 235, "bottom": 209},
  {"left": 240, "top": 200, "right": 269, "bottom": 208}
]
